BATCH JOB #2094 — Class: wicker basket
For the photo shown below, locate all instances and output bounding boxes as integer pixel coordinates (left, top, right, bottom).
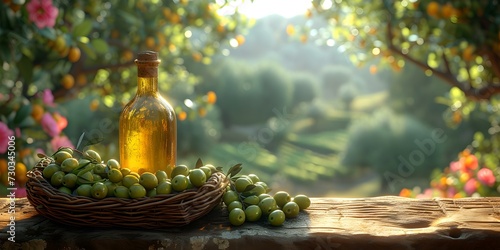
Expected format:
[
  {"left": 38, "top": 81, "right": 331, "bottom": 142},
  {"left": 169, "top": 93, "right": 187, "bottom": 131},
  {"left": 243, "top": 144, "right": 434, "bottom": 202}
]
[{"left": 26, "top": 157, "right": 229, "bottom": 229}]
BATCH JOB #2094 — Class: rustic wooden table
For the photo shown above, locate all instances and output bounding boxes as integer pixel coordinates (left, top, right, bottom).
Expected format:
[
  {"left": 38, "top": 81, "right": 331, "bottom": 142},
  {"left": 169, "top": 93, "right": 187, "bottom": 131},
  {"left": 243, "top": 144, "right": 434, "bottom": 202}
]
[{"left": 1, "top": 196, "right": 500, "bottom": 250}]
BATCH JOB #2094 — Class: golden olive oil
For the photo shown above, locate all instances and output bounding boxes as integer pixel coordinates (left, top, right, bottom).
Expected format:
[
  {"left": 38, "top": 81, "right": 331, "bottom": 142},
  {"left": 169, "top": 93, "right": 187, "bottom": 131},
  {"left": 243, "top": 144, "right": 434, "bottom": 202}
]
[{"left": 119, "top": 51, "right": 176, "bottom": 177}]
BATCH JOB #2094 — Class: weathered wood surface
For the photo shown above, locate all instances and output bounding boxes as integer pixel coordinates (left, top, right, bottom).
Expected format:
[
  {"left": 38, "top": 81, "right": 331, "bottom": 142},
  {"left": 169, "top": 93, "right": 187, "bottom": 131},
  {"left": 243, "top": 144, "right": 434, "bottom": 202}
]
[{"left": 1, "top": 196, "right": 500, "bottom": 250}]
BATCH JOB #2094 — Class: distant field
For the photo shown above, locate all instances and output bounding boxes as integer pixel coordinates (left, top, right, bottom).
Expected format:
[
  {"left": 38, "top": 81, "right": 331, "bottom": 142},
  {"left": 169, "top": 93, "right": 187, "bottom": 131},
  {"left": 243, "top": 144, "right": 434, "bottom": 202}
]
[
  {"left": 350, "top": 91, "right": 388, "bottom": 112},
  {"left": 179, "top": 96, "right": 394, "bottom": 197}
]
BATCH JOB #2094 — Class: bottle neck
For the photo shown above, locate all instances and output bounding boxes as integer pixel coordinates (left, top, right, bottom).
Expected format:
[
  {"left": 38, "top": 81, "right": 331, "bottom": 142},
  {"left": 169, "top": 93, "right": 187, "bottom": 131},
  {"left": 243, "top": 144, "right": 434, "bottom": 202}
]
[
  {"left": 137, "top": 76, "right": 158, "bottom": 95},
  {"left": 136, "top": 64, "right": 159, "bottom": 95}
]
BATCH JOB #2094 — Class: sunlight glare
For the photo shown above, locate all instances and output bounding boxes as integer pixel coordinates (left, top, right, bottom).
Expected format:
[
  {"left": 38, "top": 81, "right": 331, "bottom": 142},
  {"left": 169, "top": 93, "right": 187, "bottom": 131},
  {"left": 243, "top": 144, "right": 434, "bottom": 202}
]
[{"left": 237, "top": 0, "right": 312, "bottom": 19}]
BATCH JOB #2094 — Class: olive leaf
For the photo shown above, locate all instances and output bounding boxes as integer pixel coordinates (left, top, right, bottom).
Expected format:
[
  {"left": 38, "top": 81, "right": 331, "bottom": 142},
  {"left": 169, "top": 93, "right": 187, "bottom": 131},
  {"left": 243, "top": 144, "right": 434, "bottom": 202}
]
[
  {"left": 195, "top": 158, "right": 203, "bottom": 169},
  {"left": 227, "top": 163, "right": 242, "bottom": 178},
  {"left": 37, "top": 153, "right": 48, "bottom": 159},
  {"left": 75, "top": 131, "right": 103, "bottom": 151},
  {"left": 72, "top": 161, "right": 91, "bottom": 174},
  {"left": 75, "top": 164, "right": 94, "bottom": 175},
  {"left": 75, "top": 132, "right": 86, "bottom": 150},
  {"left": 243, "top": 184, "right": 256, "bottom": 193}
]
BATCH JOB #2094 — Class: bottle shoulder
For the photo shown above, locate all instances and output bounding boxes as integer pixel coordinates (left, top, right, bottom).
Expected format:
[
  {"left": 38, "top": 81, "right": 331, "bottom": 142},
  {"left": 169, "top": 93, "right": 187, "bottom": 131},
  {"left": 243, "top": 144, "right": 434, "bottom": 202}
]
[{"left": 120, "top": 95, "right": 176, "bottom": 120}]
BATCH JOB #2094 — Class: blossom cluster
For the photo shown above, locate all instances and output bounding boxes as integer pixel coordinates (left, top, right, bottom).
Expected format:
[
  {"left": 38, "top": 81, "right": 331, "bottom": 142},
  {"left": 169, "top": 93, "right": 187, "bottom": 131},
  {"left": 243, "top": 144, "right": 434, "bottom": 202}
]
[
  {"left": 400, "top": 149, "right": 499, "bottom": 198},
  {"left": 1, "top": 90, "right": 74, "bottom": 155}
]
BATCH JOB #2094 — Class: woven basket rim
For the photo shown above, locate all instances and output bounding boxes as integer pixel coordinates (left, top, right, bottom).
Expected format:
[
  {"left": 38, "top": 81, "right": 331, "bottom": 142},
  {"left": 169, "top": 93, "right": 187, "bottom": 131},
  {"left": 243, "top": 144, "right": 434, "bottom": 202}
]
[{"left": 26, "top": 157, "right": 228, "bottom": 228}]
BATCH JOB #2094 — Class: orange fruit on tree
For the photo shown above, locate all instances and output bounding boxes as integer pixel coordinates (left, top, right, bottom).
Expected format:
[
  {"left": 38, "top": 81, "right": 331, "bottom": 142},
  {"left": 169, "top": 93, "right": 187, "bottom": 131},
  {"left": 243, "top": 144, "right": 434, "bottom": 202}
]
[
  {"left": 286, "top": 24, "right": 295, "bottom": 36},
  {"left": 168, "top": 44, "right": 176, "bottom": 53},
  {"left": 198, "top": 107, "right": 207, "bottom": 117},
  {"left": 162, "top": 8, "right": 171, "bottom": 19},
  {"left": 68, "top": 47, "right": 81, "bottom": 62},
  {"left": 15, "top": 162, "right": 28, "bottom": 185},
  {"left": 31, "top": 104, "right": 44, "bottom": 122},
  {"left": 145, "top": 37, "right": 155, "bottom": 49},
  {"left": 90, "top": 99, "right": 100, "bottom": 111},
  {"left": 178, "top": 111, "right": 187, "bottom": 121},
  {"left": 305, "top": 9, "right": 312, "bottom": 18},
  {"left": 76, "top": 74, "right": 87, "bottom": 86},
  {"left": 426, "top": 2, "right": 440, "bottom": 18},
  {"left": 441, "top": 3, "right": 454, "bottom": 19},
  {"left": 369, "top": 65, "right": 378, "bottom": 75},
  {"left": 452, "top": 111, "right": 462, "bottom": 124},
  {"left": 122, "top": 50, "right": 134, "bottom": 61},
  {"left": 462, "top": 45, "right": 475, "bottom": 62},
  {"left": 192, "top": 52, "right": 203, "bottom": 62},
  {"left": 170, "top": 13, "right": 181, "bottom": 24},
  {"left": 0, "top": 159, "right": 7, "bottom": 175},
  {"left": 235, "top": 35, "right": 245, "bottom": 46},
  {"left": 216, "top": 24, "right": 225, "bottom": 33},
  {"left": 207, "top": 91, "right": 217, "bottom": 104},
  {"left": 61, "top": 74, "right": 75, "bottom": 89},
  {"left": 300, "top": 34, "right": 308, "bottom": 44},
  {"left": 412, "top": 1, "right": 420, "bottom": 9}
]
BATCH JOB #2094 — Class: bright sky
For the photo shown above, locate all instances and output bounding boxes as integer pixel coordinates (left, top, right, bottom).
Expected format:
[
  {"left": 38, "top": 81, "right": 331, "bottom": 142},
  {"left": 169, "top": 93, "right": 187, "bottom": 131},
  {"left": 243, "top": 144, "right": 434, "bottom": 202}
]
[{"left": 230, "top": 0, "right": 312, "bottom": 19}]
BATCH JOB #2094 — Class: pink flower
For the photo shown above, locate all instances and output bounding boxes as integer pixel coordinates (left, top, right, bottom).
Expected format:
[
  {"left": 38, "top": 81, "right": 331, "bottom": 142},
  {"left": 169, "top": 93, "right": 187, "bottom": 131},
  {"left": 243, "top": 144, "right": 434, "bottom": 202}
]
[
  {"left": 446, "top": 187, "right": 457, "bottom": 198},
  {"left": 42, "top": 89, "right": 54, "bottom": 106},
  {"left": 16, "top": 188, "right": 27, "bottom": 198},
  {"left": 464, "top": 178, "right": 478, "bottom": 196},
  {"left": 477, "top": 168, "right": 496, "bottom": 187},
  {"left": 35, "top": 148, "right": 46, "bottom": 158},
  {"left": 449, "top": 161, "right": 461, "bottom": 172},
  {"left": 50, "top": 135, "right": 74, "bottom": 152},
  {"left": 26, "top": 0, "right": 59, "bottom": 29},
  {"left": 15, "top": 127, "right": 21, "bottom": 137},
  {"left": 0, "top": 122, "right": 14, "bottom": 154},
  {"left": 416, "top": 188, "right": 433, "bottom": 199},
  {"left": 41, "top": 113, "right": 61, "bottom": 137}
]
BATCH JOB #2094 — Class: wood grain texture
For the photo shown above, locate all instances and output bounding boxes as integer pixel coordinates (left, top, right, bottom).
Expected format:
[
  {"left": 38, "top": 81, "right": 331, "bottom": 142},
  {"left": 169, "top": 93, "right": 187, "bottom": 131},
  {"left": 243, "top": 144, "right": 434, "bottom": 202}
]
[{"left": 1, "top": 196, "right": 499, "bottom": 250}]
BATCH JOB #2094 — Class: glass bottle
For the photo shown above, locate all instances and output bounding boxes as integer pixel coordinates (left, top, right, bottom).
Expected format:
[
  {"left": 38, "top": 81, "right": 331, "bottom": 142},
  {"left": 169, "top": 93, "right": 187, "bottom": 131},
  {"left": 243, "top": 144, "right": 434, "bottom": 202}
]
[{"left": 119, "top": 51, "right": 177, "bottom": 177}]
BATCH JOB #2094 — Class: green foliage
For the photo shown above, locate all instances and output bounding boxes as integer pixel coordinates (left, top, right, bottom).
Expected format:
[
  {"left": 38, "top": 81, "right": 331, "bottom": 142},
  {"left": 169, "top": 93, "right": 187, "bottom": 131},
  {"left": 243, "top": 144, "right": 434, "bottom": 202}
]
[
  {"left": 199, "top": 59, "right": 294, "bottom": 127},
  {"left": 177, "top": 107, "right": 222, "bottom": 156},
  {"left": 0, "top": 0, "right": 249, "bottom": 163},
  {"left": 306, "top": 0, "right": 500, "bottom": 84},
  {"left": 301, "top": 0, "right": 500, "bottom": 133},
  {"left": 388, "top": 64, "right": 451, "bottom": 127},
  {"left": 319, "top": 65, "right": 352, "bottom": 99},
  {"left": 341, "top": 109, "right": 445, "bottom": 186},
  {"left": 291, "top": 72, "right": 319, "bottom": 106}
]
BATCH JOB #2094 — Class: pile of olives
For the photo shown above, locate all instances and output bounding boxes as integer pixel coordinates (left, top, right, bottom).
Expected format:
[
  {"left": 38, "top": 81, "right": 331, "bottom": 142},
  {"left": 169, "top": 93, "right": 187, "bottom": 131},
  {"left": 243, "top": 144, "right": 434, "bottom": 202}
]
[
  {"left": 41, "top": 147, "right": 218, "bottom": 199},
  {"left": 223, "top": 169, "right": 311, "bottom": 227},
  {"left": 41, "top": 147, "right": 311, "bottom": 227}
]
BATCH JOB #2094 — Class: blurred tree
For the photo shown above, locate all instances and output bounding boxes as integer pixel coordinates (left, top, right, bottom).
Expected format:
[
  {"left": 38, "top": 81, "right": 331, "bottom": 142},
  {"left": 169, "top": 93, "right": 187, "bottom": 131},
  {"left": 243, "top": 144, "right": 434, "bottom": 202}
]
[
  {"left": 0, "top": 0, "right": 249, "bottom": 160},
  {"left": 305, "top": 0, "right": 500, "bottom": 101},
  {"left": 341, "top": 108, "right": 445, "bottom": 191},
  {"left": 291, "top": 72, "right": 319, "bottom": 107},
  {"left": 319, "top": 65, "right": 352, "bottom": 100},
  {"left": 290, "top": 0, "right": 500, "bottom": 140},
  {"left": 388, "top": 64, "right": 451, "bottom": 127},
  {"left": 197, "top": 59, "right": 294, "bottom": 127}
]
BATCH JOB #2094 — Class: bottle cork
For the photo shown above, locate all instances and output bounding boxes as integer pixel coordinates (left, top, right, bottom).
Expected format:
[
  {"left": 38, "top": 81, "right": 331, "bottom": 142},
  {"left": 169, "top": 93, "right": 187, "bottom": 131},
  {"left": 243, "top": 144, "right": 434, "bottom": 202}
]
[{"left": 135, "top": 51, "right": 160, "bottom": 77}]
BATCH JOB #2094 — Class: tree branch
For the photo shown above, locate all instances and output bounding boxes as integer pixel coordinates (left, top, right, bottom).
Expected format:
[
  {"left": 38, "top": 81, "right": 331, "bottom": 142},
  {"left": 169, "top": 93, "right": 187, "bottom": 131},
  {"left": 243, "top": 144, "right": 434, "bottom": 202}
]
[
  {"left": 385, "top": 17, "right": 500, "bottom": 101},
  {"left": 77, "top": 61, "right": 136, "bottom": 75}
]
